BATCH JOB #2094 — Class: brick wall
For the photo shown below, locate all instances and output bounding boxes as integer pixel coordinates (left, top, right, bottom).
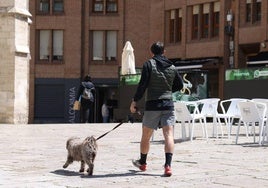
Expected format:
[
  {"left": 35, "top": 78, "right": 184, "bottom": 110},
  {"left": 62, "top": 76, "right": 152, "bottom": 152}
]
[{"left": 27, "top": 0, "right": 268, "bottom": 122}]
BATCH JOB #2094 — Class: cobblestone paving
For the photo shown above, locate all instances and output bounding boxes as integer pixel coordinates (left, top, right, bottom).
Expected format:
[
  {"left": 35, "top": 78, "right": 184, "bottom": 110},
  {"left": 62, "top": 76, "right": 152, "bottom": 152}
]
[{"left": 0, "top": 123, "right": 268, "bottom": 188}]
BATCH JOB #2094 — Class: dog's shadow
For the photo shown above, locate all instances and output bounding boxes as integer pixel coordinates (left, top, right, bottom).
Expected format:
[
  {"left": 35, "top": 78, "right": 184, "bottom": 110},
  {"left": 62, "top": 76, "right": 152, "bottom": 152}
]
[
  {"left": 51, "top": 169, "right": 82, "bottom": 177},
  {"left": 51, "top": 169, "right": 162, "bottom": 178}
]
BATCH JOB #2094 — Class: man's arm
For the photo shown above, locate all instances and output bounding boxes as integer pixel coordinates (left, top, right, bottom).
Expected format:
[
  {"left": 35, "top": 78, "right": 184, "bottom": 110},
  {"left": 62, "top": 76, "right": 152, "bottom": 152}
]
[
  {"left": 130, "top": 61, "right": 151, "bottom": 113},
  {"left": 172, "top": 71, "right": 183, "bottom": 92},
  {"left": 133, "top": 61, "right": 151, "bottom": 102}
]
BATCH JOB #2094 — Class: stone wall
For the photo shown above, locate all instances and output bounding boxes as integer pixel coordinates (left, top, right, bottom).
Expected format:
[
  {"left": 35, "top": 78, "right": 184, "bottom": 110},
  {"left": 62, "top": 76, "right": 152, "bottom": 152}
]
[{"left": 0, "top": 0, "right": 31, "bottom": 124}]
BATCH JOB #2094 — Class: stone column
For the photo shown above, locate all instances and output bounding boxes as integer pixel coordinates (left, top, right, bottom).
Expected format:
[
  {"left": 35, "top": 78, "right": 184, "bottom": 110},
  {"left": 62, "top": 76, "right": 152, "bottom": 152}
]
[{"left": 0, "top": 0, "right": 31, "bottom": 124}]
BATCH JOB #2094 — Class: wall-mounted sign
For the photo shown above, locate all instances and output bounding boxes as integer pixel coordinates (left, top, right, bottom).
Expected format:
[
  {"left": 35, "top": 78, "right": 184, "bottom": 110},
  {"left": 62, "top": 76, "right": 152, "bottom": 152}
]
[
  {"left": 119, "top": 68, "right": 142, "bottom": 85},
  {"left": 226, "top": 67, "right": 268, "bottom": 81}
]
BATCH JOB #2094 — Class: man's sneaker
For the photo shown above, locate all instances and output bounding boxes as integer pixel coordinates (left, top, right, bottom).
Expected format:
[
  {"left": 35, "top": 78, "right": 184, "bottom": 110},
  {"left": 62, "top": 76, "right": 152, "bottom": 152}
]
[
  {"left": 164, "top": 165, "right": 172, "bottom": 176},
  {"left": 132, "top": 159, "right": 147, "bottom": 171}
]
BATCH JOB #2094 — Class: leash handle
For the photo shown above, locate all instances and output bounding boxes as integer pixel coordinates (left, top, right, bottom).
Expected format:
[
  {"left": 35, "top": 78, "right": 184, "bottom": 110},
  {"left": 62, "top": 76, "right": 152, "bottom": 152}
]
[
  {"left": 134, "top": 106, "right": 141, "bottom": 115},
  {"left": 96, "top": 121, "right": 124, "bottom": 140}
]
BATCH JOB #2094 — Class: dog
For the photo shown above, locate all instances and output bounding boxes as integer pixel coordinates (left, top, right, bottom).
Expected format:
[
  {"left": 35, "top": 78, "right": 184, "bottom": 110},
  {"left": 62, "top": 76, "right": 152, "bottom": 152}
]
[{"left": 63, "top": 136, "right": 98, "bottom": 175}]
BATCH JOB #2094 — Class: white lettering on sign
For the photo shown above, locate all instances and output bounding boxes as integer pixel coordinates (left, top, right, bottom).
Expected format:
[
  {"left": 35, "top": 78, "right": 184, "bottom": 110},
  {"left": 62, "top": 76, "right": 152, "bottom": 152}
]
[{"left": 68, "top": 87, "right": 76, "bottom": 123}]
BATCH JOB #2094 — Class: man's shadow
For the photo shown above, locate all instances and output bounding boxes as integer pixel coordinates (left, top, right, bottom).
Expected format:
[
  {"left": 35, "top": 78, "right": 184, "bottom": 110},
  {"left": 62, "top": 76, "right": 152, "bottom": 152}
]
[{"left": 51, "top": 169, "right": 165, "bottom": 178}]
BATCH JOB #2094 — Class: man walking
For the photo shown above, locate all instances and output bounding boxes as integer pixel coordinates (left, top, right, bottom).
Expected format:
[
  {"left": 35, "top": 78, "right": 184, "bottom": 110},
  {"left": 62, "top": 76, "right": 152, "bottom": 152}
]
[{"left": 130, "top": 42, "right": 183, "bottom": 176}]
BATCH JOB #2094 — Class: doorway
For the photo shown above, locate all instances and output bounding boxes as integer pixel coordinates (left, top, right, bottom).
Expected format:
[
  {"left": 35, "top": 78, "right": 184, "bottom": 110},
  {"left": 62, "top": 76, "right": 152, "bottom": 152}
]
[{"left": 94, "top": 86, "right": 118, "bottom": 123}]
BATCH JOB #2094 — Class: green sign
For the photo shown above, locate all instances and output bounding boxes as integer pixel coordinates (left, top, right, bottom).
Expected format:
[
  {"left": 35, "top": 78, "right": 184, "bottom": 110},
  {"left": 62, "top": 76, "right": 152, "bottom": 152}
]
[
  {"left": 120, "top": 74, "right": 141, "bottom": 85},
  {"left": 226, "top": 67, "right": 268, "bottom": 81},
  {"left": 119, "top": 68, "right": 142, "bottom": 85}
]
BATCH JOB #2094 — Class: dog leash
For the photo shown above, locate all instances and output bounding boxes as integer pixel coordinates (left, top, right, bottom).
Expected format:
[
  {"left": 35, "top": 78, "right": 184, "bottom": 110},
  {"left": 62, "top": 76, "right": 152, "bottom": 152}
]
[
  {"left": 96, "top": 107, "right": 141, "bottom": 140},
  {"left": 96, "top": 121, "right": 124, "bottom": 140}
]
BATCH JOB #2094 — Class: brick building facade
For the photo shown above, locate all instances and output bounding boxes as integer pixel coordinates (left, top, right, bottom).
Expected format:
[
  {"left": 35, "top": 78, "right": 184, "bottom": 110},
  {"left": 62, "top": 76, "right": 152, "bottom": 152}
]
[{"left": 27, "top": 0, "right": 268, "bottom": 123}]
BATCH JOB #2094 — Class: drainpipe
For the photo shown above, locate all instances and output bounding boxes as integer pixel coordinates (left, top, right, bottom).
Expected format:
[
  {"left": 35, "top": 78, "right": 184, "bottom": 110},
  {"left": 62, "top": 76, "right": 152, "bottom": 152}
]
[
  {"left": 81, "top": 0, "right": 85, "bottom": 80},
  {"left": 123, "top": 0, "right": 126, "bottom": 44}
]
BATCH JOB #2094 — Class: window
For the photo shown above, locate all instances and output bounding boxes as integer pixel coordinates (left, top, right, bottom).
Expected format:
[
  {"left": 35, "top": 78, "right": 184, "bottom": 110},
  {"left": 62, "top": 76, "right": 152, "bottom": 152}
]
[
  {"left": 53, "top": 0, "right": 64, "bottom": 12},
  {"left": 106, "top": 31, "right": 117, "bottom": 60},
  {"left": 92, "top": 0, "right": 118, "bottom": 13},
  {"left": 53, "top": 30, "right": 63, "bottom": 60},
  {"left": 256, "top": 0, "right": 261, "bottom": 21},
  {"left": 212, "top": 2, "right": 220, "bottom": 37},
  {"left": 246, "top": 0, "right": 251, "bottom": 22},
  {"left": 39, "top": 30, "right": 50, "bottom": 60},
  {"left": 39, "top": 0, "right": 50, "bottom": 13},
  {"left": 202, "top": 4, "right": 210, "bottom": 38},
  {"left": 39, "top": 30, "right": 64, "bottom": 62},
  {"left": 167, "top": 9, "right": 182, "bottom": 43},
  {"left": 93, "top": 0, "right": 103, "bottom": 12},
  {"left": 37, "top": 0, "right": 64, "bottom": 14},
  {"left": 169, "top": 10, "right": 175, "bottom": 43},
  {"left": 92, "top": 31, "right": 117, "bottom": 62},
  {"left": 106, "top": 0, "right": 118, "bottom": 12},
  {"left": 192, "top": 5, "right": 199, "bottom": 40},
  {"left": 93, "top": 31, "right": 103, "bottom": 60},
  {"left": 177, "top": 9, "right": 182, "bottom": 42},
  {"left": 191, "top": 2, "right": 219, "bottom": 40},
  {"left": 246, "top": 0, "right": 261, "bottom": 23}
]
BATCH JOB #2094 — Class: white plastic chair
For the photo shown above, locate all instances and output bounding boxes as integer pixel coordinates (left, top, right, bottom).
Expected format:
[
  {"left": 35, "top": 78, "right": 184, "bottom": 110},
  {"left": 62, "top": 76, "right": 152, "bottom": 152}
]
[
  {"left": 174, "top": 101, "right": 207, "bottom": 141},
  {"left": 196, "top": 98, "right": 222, "bottom": 138},
  {"left": 252, "top": 98, "right": 268, "bottom": 143},
  {"left": 217, "top": 98, "right": 248, "bottom": 138},
  {"left": 252, "top": 98, "right": 268, "bottom": 119},
  {"left": 236, "top": 101, "right": 266, "bottom": 145}
]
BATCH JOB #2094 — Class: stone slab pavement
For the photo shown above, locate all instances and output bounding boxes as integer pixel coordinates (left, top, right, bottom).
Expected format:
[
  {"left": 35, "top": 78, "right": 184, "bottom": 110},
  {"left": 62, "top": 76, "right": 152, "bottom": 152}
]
[{"left": 0, "top": 122, "right": 268, "bottom": 188}]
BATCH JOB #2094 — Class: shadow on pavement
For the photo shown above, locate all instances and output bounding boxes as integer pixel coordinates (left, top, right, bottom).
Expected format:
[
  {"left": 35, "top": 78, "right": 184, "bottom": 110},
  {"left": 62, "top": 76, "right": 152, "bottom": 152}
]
[
  {"left": 51, "top": 169, "right": 82, "bottom": 177},
  {"left": 81, "top": 170, "right": 164, "bottom": 178},
  {"left": 131, "top": 138, "right": 191, "bottom": 145},
  {"left": 51, "top": 169, "right": 163, "bottom": 178}
]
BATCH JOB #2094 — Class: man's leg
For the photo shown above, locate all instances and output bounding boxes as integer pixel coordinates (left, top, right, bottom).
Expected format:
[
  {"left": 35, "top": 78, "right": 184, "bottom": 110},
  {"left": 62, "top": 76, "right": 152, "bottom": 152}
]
[
  {"left": 132, "top": 125, "right": 154, "bottom": 171},
  {"left": 162, "top": 125, "right": 174, "bottom": 154},
  {"left": 162, "top": 125, "right": 174, "bottom": 176},
  {"left": 80, "top": 106, "right": 85, "bottom": 123},
  {"left": 89, "top": 102, "right": 94, "bottom": 123},
  {"left": 84, "top": 108, "right": 90, "bottom": 123},
  {"left": 140, "top": 125, "right": 154, "bottom": 154}
]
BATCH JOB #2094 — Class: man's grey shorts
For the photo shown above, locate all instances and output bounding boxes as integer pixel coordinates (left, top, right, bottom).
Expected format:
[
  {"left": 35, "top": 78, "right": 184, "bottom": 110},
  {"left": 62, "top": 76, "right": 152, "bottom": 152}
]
[{"left": 142, "top": 110, "right": 175, "bottom": 130}]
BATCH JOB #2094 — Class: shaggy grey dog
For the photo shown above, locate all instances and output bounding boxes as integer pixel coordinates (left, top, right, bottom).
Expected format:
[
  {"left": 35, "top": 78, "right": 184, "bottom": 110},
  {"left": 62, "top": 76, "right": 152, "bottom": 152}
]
[{"left": 63, "top": 136, "right": 98, "bottom": 175}]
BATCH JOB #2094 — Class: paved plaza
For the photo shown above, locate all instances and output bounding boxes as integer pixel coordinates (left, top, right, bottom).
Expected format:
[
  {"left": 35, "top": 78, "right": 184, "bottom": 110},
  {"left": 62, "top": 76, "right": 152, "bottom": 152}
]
[{"left": 0, "top": 122, "right": 268, "bottom": 188}]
